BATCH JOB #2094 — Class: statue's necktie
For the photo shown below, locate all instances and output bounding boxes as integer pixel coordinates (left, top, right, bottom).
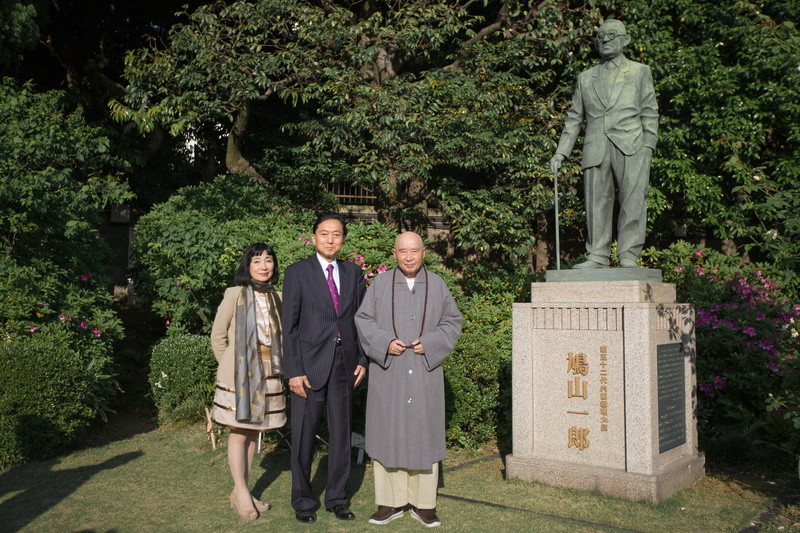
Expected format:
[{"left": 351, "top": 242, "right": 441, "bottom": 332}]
[{"left": 326, "top": 263, "right": 339, "bottom": 315}]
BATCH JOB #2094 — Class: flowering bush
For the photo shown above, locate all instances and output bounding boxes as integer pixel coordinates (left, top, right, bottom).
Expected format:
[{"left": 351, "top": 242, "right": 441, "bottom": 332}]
[{"left": 644, "top": 241, "right": 800, "bottom": 466}]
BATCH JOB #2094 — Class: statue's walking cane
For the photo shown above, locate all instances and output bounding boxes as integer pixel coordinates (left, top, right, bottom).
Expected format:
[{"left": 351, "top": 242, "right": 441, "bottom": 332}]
[{"left": 553, "top": 170, "right": 561, "bottom": 270}]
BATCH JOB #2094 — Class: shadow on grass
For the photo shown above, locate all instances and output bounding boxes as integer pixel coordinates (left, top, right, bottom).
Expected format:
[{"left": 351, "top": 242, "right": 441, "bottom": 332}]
[
  {"left": 250, "top": 434, "right": 368, "bottom": 512},
  {"left": 0, "top": 450, "right": 143, "bottom": 533}
]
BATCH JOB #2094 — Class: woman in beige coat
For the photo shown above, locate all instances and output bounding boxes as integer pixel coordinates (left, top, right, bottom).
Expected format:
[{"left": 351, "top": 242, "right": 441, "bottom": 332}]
[{"left": 210, "top": 243, "right": 286, "bottom": 520}]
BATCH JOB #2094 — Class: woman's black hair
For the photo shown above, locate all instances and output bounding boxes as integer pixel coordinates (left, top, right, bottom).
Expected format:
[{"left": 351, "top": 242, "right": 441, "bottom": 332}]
[{"left": 233, "top": 243, "right": 280, "bottom": 286}]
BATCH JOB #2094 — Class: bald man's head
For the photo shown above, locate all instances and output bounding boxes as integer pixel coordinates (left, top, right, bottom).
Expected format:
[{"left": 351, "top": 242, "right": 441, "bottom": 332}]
[{"left": 393, "top": 232, "right": 426, "bottom": 278}]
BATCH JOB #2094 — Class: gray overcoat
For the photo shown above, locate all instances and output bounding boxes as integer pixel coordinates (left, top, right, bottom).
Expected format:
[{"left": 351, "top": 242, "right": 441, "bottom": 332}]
[{"left": 355, "top": 267, "right": 462, "bottom": 470}]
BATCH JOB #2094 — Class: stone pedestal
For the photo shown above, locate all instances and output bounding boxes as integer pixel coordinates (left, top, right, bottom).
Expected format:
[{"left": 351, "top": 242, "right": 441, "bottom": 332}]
[{"left": 506, "top": 277, "right": 705, "bottom": 503}]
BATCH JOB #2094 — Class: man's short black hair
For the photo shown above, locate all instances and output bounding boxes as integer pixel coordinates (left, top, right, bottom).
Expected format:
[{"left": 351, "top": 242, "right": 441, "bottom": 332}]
[{"left": 312, "top": 212, "right": 347, "bottom": 236}]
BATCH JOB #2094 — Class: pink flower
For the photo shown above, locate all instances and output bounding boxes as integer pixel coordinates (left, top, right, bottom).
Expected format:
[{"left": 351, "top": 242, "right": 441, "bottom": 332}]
[
  {"left": 695, "top": 249, "right": 703, "bottom": 257},
  {"left": 80, "top": 272, "right": 93, "bottom": 281},
  {"left": 92, "top": 328, "right": 102, "bottom": 337},
  {"left": 29, "top": 325, "right": 37, "bottom": 333},
  {"left": 713, "top": 376, "right": 726, "bottom": 390},
  {"left": 299, "top": 237, "right": 311, "bottom": 245},
  {"left": 377, "top": 265, "right": 387, "bottom": 274},
  {"left": 696, "top": 267, "right": 705, "bottom": 275},
  {"left": 59, "top": 313, "right": 67, "bottom": 322},
  {"left": 743, "top": 326, "right": 756, "bottom": 337},
  {"left": 674, "top": 267, "right": 684, "bottom": 273},
  {"left": 38, "top": 301, "right": 44, "bottom": 307},
  {"left": 79, "top": 321, "right": 87, "bottom": 329}
]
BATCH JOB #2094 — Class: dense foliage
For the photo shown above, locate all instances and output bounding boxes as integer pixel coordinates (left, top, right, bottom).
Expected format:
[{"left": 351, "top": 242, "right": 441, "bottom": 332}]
[
  {"left": 0, "top": 79, "right": 132, "bottom": 424},
  {"left": 0, "top": 340, "right": 96, "bottom": 467},
  {"left": 109, "top": 0, "right": 800, "bottom": 280},
  {"left": 129, "top": 175, "right": 443, "bottom": 335},
  {"left": 644, "top": 242, "right": 800, "bottom": 466},
  {"left": 148, "top": 334, "right": 218, "bottom": 426}
]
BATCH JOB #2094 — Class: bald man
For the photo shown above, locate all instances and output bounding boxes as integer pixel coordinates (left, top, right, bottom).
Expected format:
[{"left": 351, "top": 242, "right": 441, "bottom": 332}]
[
  {"left": 355, "top": 232, "right": 462, "bottom": 527},
  {"left": 550, "top": 19, "right": 658, "bottom": 269}
]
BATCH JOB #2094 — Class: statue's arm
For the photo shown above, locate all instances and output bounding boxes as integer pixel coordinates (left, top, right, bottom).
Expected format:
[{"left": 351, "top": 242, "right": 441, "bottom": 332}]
[
  {"left": 640, "top": 65, "right": 658, "bottom": 150},
  {"left": 551, "top": 76, "right": 585, "bottom": 175}
]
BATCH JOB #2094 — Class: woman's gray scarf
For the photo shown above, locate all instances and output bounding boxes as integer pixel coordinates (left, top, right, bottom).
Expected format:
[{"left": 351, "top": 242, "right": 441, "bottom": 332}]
[{"left": 233, "top": 284, "right": 283, "bottom": 422}]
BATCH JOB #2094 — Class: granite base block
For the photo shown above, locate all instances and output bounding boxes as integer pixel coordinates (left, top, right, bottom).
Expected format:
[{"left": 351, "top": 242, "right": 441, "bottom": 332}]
[{"left": 505, "top": 452, "right": 705, "bottom": 504}]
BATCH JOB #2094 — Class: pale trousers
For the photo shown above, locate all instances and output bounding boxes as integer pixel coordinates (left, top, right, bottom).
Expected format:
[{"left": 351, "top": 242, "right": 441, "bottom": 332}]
[{"left": 373, "top": 459, "right": 439, "bottom": 509}]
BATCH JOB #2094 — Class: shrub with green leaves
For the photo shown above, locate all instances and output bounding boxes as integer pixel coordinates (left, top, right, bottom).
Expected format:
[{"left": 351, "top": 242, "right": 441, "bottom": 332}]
[
  {"left": 148, "top": 334, "right": 218, "bottom": 425},
  {"left": 0, "top": 340, "right": 96, "bottom": 467},
  {"left": 0, "top": 79, "right": 131, "bottom": 427},
  {"left": 644, "top": 241, "right": 800, "bottom": 467},
  {"left": 131, "top": 175, "right": 455, "bottom": 335},
  {"left": 445, "top": 294, "right": 513, "bottom": 448}
]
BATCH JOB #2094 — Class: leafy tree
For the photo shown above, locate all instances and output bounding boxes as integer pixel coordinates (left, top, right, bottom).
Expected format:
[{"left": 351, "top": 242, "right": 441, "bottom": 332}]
[
  {"left": 112, "top": 0, "right": 799, "bottom": 280},
  {"left": 113, "top": 0, "right": 602, "bottom": 259},
  {"left": 0, "top": 78, "right": 132, "bottom": 417}
]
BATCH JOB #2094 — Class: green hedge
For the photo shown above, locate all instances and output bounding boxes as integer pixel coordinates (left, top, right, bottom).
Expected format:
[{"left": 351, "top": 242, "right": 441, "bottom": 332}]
[
  {"left": 149, "top": 334, "right": 218, "bottom": 426},
  {"left": 0, "top": 340, "right": 95, "bottom": 467}
]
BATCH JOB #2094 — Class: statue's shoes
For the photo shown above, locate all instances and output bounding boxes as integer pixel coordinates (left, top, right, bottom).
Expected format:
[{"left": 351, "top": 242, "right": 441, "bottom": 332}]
[
  {"left": 572, "top": 259, "right": 609, "bottom": 269},
  {"left": 619, "top": 258, "right": 638, "bottom": 268}
]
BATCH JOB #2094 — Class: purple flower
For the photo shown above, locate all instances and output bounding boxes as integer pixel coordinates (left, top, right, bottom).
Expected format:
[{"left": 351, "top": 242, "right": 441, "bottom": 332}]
[
  {"left": 699, "top": 382, "right": 713, "bottom": 396},
  {"left": 758, "top": 339, "right": 774, "bottom": 351},
  {"left": 80, "top": 272, "right": 93, "bottom": 281},
  {"left": 79, "top": 321, "right": 87, "bottom": 329},
  {"left": 766, "top": 361, "right": 780, "bottom": 373},
  {"left": 713, "top": 376, "right": 726, "bottom": 390},
  {"left": 38, "top": 301, "right": 44, "bottom": 307},
  {"left": 744, "top": 326, "right": 756, "bottom": 337},
  {"left": 756, "top": 312, "right": 766, "bottom": 320}
]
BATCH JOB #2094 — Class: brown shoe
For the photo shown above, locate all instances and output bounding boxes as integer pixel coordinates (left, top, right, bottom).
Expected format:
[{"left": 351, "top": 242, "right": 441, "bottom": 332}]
[
  {"left": 368, "top": 506, "right": 403, "bottom": 525},
  {"left": 411, "top": 507, "right": 440, "bottom": 528}
]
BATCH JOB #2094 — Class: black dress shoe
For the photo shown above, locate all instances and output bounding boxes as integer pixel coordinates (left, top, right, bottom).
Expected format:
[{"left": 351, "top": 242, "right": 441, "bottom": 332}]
[
  {"left": 295, "top": 509, "right": 317, "bottom": 522},
  {"left": 326, "top": 504, "right": 355, "bottom": 520}
]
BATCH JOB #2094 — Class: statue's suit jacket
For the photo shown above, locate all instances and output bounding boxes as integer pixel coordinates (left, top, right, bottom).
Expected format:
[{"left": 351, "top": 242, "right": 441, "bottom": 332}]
[
  {"left": 282, "top": 255, "right": 367, "bottom": 390},
  {"left": 555, "top": 56, "right": 658, "bottom": 168}
]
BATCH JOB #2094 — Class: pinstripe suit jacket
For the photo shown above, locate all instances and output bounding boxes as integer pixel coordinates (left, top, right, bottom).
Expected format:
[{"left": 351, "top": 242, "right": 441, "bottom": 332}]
[{"left": 282, "top": 255, "right": 367, "bottom": 390}]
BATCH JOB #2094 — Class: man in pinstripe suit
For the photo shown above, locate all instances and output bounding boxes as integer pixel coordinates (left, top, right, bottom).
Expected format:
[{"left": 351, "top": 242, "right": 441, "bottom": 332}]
[{"left": 282, "top": 212, "right": 368, "bottom": 523}]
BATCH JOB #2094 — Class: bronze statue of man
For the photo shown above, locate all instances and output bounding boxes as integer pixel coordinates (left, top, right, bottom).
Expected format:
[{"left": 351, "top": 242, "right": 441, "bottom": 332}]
[{"left": 550, "top": 19, "right": 658, "bottom": 269}]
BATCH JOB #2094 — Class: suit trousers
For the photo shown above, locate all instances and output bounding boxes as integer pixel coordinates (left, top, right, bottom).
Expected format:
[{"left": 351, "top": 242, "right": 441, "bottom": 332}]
[
  {"left": 583, "top": 139, "right": 651, "bottom": 264},
  {"left": 290, "top": 344, "right": 352, "bottom": 511}
]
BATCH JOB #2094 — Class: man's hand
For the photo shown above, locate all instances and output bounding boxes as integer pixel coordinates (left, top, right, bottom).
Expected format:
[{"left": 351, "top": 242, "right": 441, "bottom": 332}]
[
  {"left": 411, "top": 339, "right": 424, "bottom": 354},
  {"left": 353, "top": 365, "right": 367, "bottom": 388},
  {"left": 387, "top": 339, "right": 406, "bottom": 355},
  {"left": 550, "top": 154, "right": 565, "bottom": 176},
  {"left": 288, "top": 375, "right": 311, "bottom": 398}
]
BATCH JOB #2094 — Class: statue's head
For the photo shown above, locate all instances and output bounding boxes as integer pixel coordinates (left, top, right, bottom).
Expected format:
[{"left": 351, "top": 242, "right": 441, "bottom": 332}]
[{"left": 595, "top": 19, "right": 630, "bottom": 61}]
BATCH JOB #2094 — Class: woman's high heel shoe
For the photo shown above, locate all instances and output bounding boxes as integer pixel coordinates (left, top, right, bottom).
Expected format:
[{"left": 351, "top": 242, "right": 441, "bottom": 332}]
[
  {"left": 252, "top": 497, "right": 270, "bottom": 512},
  {"left": 229, "top": 492, "right": 258, "bottom": 521}
]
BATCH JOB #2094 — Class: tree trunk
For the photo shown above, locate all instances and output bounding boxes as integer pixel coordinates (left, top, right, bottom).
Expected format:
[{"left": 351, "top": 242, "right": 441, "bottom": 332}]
[{"left": 226, "top": 100, "right": 268, "bottom": 185}]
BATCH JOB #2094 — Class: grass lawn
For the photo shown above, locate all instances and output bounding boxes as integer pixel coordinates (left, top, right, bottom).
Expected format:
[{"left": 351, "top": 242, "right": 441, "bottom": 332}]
[{"left": 0, "top": 413, "right": 797, "bottom": 533}]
